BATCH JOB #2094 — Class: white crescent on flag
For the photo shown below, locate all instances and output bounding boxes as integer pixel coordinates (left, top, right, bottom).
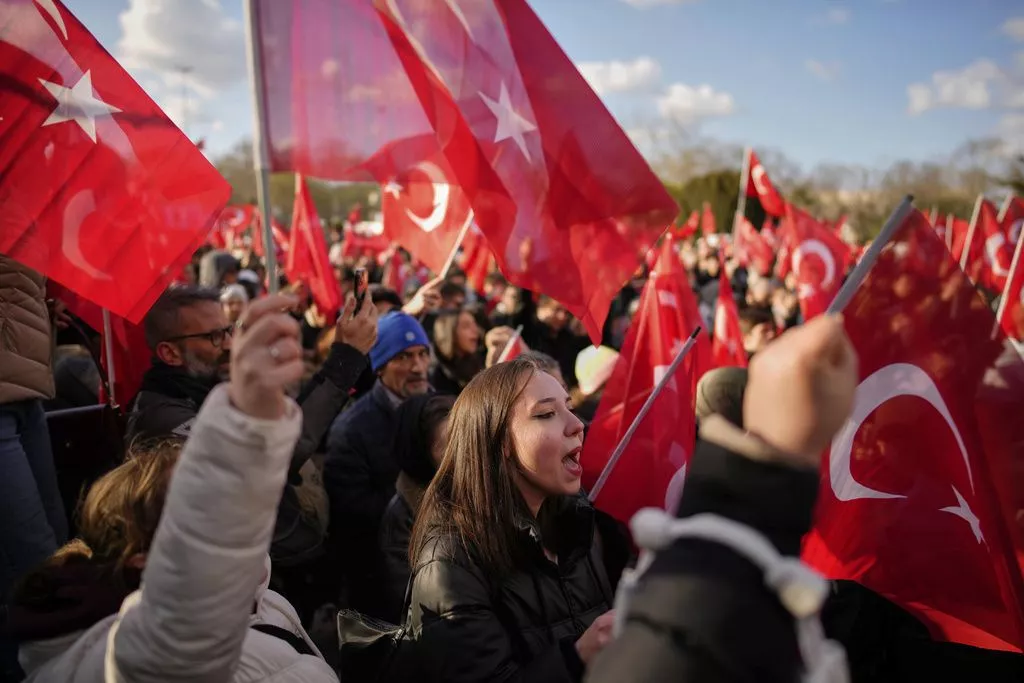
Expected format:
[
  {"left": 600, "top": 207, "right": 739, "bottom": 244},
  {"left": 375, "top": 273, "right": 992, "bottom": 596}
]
[
  {"left": 63, "top": 189, "right": 111, "bottom": 280},
  {"left": 751, "top": 164, "right": 771, "bottom": 197},
  {"left": 830, "top": 362, "right": 974, "bottom": 503},
  {"left": 793, "top": 239, "right": 837, "bottom": 289},
  {"left": 404, "top": 161, "right": 450, "bottom": 234}
]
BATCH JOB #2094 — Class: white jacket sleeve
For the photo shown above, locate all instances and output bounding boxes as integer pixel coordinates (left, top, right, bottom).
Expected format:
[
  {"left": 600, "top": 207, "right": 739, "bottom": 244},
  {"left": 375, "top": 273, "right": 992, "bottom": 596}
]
[{"left": 105, "top": 384, "right": 302, "bottom": 682}]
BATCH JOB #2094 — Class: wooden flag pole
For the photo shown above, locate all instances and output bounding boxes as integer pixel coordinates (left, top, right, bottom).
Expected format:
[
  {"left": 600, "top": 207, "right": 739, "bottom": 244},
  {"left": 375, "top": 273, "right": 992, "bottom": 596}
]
[
  {"left": 959, "top": 195, "right": 984, "bottom": 273},
  {"left": 439, "top": 215, "right": 474, "bottom": 279},
  {"left": 495, "top": 325, "right": 524, "bottom": 364},
  {"left": 101, "top": 309, "right": 117, "bottom": 408}
]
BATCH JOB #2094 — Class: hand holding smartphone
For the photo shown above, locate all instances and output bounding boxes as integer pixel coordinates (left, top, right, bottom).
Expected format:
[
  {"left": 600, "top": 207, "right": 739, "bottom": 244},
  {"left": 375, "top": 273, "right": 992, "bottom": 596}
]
[{"left": 352, "top": 267, "right": 369, "bottom": 313}]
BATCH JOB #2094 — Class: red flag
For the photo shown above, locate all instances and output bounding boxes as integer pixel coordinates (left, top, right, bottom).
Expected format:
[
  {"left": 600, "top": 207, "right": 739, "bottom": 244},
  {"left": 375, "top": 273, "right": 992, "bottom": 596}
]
[
  {"left": 582, "top": 276, "right": 701, "bottom": 523},
  {"left": 783, "top": 203, "right": 850, "bottom": 320},
  {"left": 711, "top": 264, "right": 747, "bottom": 368},
  {"left": 0, "top": 0, "right": 230, "bottom": 322},
  {"left": 676, "top": 210, "right": 699, "bottom": 239},
  {"left": 286, "top": 175, "right": 343, "bottom": 321},
  {"left": 996, "top": 235, "right": 1024, "bottom": 340},
  {"left": 252, "top": 0, "right": 677, "bottom": 342},
  {"left": 735, "top": 216, "right": 774, "bottom": 276},
  {"left": 1001, "top": 196, "right": 1024, "bottom": 246},
  {"left": 745, "top": 149, "right": 786, "bottom": 217},
  {"left": 380, "top": 149, "right": 474, "bottom": 277},
  {"left": 212, "top": 205, "right": 255, "bottom": 251},
  {"left": 948, "top": 216, "right": 971, "bottom": 264},
  {"left": 700, "top": 201, "right": 716, "bottom": 237},
  {"left": 803, "top": 208, "right": 1024, "bottom": 652},
  {"left": 459, "top": 226, "right": 494, "bottom": 293},
  {"left": 975, "top": 198, "right": 1013, "bottom": 292}
]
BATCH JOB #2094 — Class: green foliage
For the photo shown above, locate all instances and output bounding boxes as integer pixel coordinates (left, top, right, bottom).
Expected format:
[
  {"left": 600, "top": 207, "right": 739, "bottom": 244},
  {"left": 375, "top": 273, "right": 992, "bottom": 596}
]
[
  {"left": 212, "top": 139, "right": 376, "bottom": 224},
  {"left": 665, "top": 168, "right": 744, "bottom": 233}
]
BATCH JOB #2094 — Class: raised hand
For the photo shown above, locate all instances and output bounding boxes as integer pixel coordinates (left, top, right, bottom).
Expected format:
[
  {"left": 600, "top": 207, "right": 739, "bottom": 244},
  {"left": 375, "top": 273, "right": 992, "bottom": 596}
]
[{"left": 229, "top": 294, "right": 305, "bottom": 420}]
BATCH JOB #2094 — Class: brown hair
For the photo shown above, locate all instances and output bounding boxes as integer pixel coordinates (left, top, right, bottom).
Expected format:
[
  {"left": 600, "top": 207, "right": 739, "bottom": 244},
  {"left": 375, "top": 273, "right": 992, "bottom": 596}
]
[
  {"left": 432, "top": 309, "right": 485, "bottom": 387},
  {"left": 409, "top": 358, "right": 540, "bottom": 575}
]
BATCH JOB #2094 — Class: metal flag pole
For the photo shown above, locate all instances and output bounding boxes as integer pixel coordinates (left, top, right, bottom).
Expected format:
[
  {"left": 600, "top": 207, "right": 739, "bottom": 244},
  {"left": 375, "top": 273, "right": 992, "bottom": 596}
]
[
  {"left": 826, "top": 195, "right": 915, "bottom": 315},
  {"left": 588, "top": 325, "right": 702, "bottom": 503},
  {"left": 101, "top": 309, "right": 118, "bottom": 408},
  {"left": 243, "top": 0, "right": 279, "bottom": 294},
  {"left": 958, "top": 195, "right": 984, "bottom": 273}
]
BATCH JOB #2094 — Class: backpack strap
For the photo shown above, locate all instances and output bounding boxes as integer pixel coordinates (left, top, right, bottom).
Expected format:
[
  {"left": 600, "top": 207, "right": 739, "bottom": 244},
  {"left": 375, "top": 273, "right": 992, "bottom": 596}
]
[{"left": 251, "top": 623, "right": 317, "bottom": 657}]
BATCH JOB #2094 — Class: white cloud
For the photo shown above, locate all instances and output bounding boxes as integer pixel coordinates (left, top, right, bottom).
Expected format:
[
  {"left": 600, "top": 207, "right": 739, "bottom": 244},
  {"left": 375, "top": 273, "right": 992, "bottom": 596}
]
[
  {"left": 1002, "top": 17, "right": 1024, "bottom": 42},
  {"left": 577, "top": 57, "right": 662, "bottom": 95},
  {"left": 906, "top": 59, "right": 1004, "bottom": 114},
  {"left": 805, "top": 59, "right": 841, "bottom": 82},
  {"left": 116, "top": 0, "right": 245, "bottom": 132},
  {"left": 619, "top": 0, "right": 701, "bottom": 7},
  {"left": 657, "top": 83, "right": 734, "bottom": 123},
  {"left": 997, "top": 113, "right": 1024, "bottom": 155}
]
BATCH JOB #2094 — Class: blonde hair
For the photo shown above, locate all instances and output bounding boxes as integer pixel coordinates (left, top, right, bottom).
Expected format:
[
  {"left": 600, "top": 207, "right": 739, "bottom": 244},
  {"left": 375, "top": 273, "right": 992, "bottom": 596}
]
[{"left": 56, "top": 441, "right": 182, "bottom": 574}]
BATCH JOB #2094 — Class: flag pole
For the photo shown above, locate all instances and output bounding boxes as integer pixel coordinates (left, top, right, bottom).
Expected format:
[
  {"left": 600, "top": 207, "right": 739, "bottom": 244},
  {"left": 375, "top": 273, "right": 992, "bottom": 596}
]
[
  {"left": 588, "top": 325, "right": 702, "bottom": 503},
  {"left": 992, "top": 226, "right": 1024, "bottom": 340},
  {"left": 959, "top": 195, "right": 984, "bottom": 272},
  {"left": 928, "top": 205, "right": 938, "bottom": 225},
  {"left": 101, "top": 309, "right": 118, "bottom": 408},
  {"left": 439, "top": 216, "right": 473, "bottom": 279},
  {"left": 243, "top": 0, "right": 279, "bottom": 294},
  {"left": 826, "top": 195, "right": 915, "bottom": 315},
  {"left": 997, "top": 192, "right": 1015, "bottom": 223},
  {"left": 496, "top": 325, "right": 524, "bottom": 364},
  {"left": 733, "top": 146, "right": 751, "bottom": 238},
  {"left": 945, "top": 214, "right": 953, "bottom": 251}
]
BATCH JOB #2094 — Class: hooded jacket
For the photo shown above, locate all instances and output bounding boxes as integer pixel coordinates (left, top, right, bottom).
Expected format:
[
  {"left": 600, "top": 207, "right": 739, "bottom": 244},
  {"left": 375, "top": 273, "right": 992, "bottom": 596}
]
[{"left": 14, "top": 384, "right": 337, "bottom": 682}]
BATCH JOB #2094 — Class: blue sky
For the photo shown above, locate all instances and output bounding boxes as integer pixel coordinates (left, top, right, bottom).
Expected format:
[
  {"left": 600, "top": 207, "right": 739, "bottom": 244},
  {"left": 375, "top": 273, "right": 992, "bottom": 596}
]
[{"left": 65, "top": 0, "right": 1024, "bottom": 172}]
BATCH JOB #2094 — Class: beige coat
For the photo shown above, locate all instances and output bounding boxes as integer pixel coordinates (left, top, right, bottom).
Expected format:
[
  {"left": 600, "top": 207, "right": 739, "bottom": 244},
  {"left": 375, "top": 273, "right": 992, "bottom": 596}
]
[{"left": 0, "top": 255, "right": 54, "bottom": 403}]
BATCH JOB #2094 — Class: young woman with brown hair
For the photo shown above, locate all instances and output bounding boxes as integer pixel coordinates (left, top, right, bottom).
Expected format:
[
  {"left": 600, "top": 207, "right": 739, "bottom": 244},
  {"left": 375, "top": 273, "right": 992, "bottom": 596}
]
[{"left": 403, "top": 358, "right": 615, "bottom": 682}]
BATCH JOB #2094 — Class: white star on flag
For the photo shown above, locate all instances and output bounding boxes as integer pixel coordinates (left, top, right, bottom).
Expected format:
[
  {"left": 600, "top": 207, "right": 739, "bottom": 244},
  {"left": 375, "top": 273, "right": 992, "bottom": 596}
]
[
  {"left": 940, "top": 485, "right": 985, "bottom": 544},
  {"left": 383, "top": 180, "right": 403, "bottom": 198},
  {"left": 479, "top": 81, "right": 536, "bottom": 161},
  {"left": 39, "top": 70, "right": 121, "bottom": 143},
  {"left": 656, "top": 290, "right": 679, "bottom": 310}
]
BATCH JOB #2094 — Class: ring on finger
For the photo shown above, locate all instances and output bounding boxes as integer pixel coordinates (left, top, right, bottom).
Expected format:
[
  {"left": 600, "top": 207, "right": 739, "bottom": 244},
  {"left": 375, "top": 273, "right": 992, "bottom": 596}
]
[{"left": 269, "top": 344, "right": 281, "bottom": 360}]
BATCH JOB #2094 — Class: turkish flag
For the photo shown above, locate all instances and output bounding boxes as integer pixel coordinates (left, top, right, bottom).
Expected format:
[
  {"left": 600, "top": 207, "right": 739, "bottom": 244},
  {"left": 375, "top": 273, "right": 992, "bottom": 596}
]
[
  {"left": 996, "top": 236, "right": 1024, "bottom": 340},
  {"left": 1002, "top": 195, "right": 1024, "bottom": 246},
  {"left": 582, "top": 238, "right": 709, "bottom": 524},
  {"left": 735, "top": 216, "right": 774, "bottom": 276},
  {"left": 251, "top": 212, "right": 290, "bottom": 262},
  {"left": 458, "top": 226, "right": 495, "bottom": 293},
  {"left": 0, "top": 0, "right": 230, "bottom": 322},
  {"left": 948, "top": 216, "right": 971, "bottom": 264},
  {"left": 782, "top": 203, "right": 850, "bottom": 320},
  {"left": 211, "top": 205, "right": 256, "bottom": 251},
  {"left": 803, "top": 207, "right": 1024, "bottom": 652},
  {"left": 745, "top": 149, "right": 786, "bottom": 217},
  {"left": 676, "top": 210, "right": 699, "bottom": 239},
  {"left": 974, "top": 198, "right": 1013, "bottom": 292},
  {"left": 251, "top": 0, "right": 677, "bottom": 343},
  {"left": 700, "top": 201, "right": 716, "bottom": 237},
  {"left": 711, "top": 263, "right": 747, "bottom": 368},
  {"left": 286, "top": 175, "right": 343, "bottom": 322},
  {"left": 380, "top": 149, "right": 475, "bottom": 277}
]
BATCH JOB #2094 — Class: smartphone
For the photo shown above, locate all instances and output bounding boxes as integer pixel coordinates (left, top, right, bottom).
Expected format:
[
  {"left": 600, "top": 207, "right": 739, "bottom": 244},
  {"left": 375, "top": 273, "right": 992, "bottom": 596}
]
[{"left": 353, "top": 267, "right": 369, "bottom": 312}]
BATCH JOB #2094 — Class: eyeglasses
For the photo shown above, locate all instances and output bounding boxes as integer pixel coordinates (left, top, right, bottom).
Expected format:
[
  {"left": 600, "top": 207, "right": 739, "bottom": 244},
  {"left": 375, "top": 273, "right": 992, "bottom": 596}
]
[{"left": 163, "top": 326, "right": 234, "bottom": 348}]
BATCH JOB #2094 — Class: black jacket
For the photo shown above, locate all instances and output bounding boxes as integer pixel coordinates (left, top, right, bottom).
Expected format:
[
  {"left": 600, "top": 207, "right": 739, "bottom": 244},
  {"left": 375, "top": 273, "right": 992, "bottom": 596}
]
[
  {"left": 400, "top": 496, "right": 614, "bottom": 683},
  {"left": 586, "top": 416, "right": 821, "bottom": 683},
  {"left": 324, "top": 380, "right": 404, "bottom": 613},
  {"left": 377, "top": 473, "right": 421, "bottom": 623}
]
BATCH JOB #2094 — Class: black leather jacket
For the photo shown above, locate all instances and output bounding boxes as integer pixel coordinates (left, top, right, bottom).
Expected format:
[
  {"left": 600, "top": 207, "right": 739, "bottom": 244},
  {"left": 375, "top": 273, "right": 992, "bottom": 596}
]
[{"left": 399, "top": 496, "right": 614, "bottom": 683}]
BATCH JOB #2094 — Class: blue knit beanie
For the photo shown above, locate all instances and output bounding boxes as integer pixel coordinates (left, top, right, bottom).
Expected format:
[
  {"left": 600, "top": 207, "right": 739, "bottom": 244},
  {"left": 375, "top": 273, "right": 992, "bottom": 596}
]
[{"left": 370, "top": 312, "right": 430, "bottom": 371}]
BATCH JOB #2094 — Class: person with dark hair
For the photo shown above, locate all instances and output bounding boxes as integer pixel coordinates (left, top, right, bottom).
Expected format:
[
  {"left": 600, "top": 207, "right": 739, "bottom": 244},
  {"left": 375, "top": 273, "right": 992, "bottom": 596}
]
[
  {"left": 376, "top": 394, "right": 455, "bottom": 622},
  {"left": 737, "top": 305, "right": 777, "bottom": 360},
  {"left": 368, "top": 284, "right": 403, "bottom": 315},
  {"left": 438, "top": 280, "right": 467, "bottom": 311},
  {"left": 429, "top": 309, "right": 485, "bottom": 395},
  {"left": 398, "top": 358, "right": 615, "bottom": 681},
  {"left": 197, "top": 249, "right": 240, "bottom": 290}
]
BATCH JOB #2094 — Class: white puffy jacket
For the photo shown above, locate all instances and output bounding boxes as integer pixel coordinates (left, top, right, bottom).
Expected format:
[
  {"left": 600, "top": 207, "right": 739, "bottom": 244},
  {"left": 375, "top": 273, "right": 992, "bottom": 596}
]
[{"left": 19, "top": 385, "right": 338, "bottom": 682}]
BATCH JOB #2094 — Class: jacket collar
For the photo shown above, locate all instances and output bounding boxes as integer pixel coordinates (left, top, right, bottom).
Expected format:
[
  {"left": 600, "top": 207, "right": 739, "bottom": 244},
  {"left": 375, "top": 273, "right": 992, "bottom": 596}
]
[{"left": 514, "top": 494, "right": 595, "bottom": 566}]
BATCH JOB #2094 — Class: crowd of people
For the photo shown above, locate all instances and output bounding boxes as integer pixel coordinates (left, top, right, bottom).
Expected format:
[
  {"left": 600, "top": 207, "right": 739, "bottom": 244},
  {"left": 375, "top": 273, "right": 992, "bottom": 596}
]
[{"left": 0, "top": 224, "right": 1020, "bottom": 682}]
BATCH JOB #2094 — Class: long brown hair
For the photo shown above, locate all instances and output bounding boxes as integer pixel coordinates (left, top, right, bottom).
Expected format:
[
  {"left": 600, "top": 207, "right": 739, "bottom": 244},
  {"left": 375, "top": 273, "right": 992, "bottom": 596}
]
[{"left": 409, "top": 357, "right": 540, "bottom": 575}]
